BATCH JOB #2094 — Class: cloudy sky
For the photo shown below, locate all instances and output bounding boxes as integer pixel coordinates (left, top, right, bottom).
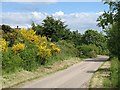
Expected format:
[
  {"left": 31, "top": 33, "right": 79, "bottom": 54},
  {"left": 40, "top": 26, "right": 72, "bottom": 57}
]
[{"left": 1, "top": 1, "right": 109, "bottom": 33}]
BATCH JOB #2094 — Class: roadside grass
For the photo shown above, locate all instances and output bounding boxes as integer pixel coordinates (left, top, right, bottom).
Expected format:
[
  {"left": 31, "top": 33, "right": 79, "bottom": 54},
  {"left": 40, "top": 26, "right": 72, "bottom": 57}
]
[
  {"left": 89, "top": 60, "right": 111, "bottom": 88},
  {"left": 89, "top": 57, "right": 119, "bottom": 88},
  {"left": 2, "top": 57, "right": 81, "bottom": 88},
  {"left": 110, "top": 57, "right": 119, "bottom": 88}
]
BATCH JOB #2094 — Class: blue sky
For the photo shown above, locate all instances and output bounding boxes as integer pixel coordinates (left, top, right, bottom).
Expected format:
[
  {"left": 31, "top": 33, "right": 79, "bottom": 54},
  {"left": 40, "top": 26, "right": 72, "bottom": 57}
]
[
  {"left": 1, "top": 2, "right": 109, "bottom": 33},
  {"left": 2, "top": 2, "right": 108, "bottom": 13}
]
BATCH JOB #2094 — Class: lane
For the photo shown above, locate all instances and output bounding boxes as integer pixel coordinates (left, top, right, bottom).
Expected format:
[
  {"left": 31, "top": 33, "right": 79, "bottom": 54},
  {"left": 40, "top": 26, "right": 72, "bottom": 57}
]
[{"left": 21, "top": 56, "right": 109, "bottom": 88}]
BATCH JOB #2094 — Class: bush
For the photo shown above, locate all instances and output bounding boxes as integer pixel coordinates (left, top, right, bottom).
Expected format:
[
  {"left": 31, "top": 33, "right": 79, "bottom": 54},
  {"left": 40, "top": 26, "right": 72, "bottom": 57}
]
[
  {"left": 77, "top": 44, "right": 98, "bottom": 58},
  {"left": 47, "top": 40, "right": 79, "bottom": 65},
  {"left": 58, "top": 40, "right": 79, "bottom": 57},
  {"left": 2, "top": 50, "right": 22, "bottom": 73},
  {"left": 19, "top": 42, "right": 39, "bottom": 71}
]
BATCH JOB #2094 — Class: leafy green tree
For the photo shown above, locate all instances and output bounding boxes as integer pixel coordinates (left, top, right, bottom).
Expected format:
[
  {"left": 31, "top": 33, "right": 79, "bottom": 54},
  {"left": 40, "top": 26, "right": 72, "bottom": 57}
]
[
  {"left": 2, "top": 24, "right": 14, "bottom": 33},
  {"left": 82, "top": 30, "right": 106, "bottom": 46},
  {"left": 82, "top": 29, "right": 108, "bottom": 55},
  {"left": 97, "top": 1, "right": 120, "bottom": 60},
  {"left": 32, "top": 22, "right": 43, "bottom": 36},
  {"left": 70, "top": 30, "right": 82, "bottom": 46},
  {"left": 41, "top": 16, "right": 70, "bottom": 42},
  {"left": 82, "top": 30, "right": 99, "bottom": 45}
]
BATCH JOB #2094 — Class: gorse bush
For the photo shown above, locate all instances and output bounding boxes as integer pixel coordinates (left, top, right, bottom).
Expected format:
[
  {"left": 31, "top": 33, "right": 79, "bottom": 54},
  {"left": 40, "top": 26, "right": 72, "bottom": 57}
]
[
  {"left": 0, "top": 38, "right": 8, "bottom": 52},
  {"left": 2, "top": 28, "right": 61, "bottom": 73},
  {"left": 12, "top": 43, "right": 25, "bottom": 54}
]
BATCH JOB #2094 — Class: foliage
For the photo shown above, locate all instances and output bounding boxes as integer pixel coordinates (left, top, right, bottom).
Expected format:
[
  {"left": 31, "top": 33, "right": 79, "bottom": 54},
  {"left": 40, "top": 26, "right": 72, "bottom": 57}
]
[
  {"left": 106, "top": 23, "right": 119, "bottom": 57},
  {"left": 70, "top": 30, "right": 82, "bottom": 47},
  {"left": 2, "top": 27, "right": 61, "bottom": 73},
  {"left": 77, "top": 44, "right": 98, "bottom": 58},
  {"left": 19, "top": 42, "right": 39, "bottom": 71},
  {"left": 12, "top": 43, "right": 25, "bottom": 54},
  {"left": 32, "top": 16, "right": 71, "bottom": 42},
  {"left": 2, "top": 25, "right": 18, "bottom": 47},
  {"left": 97, "top": 1, "right": 120, "bottom": 60},
  {"left": 0, "top": 38, "right": 8, "bottom": 52},
  {"left": 2, "top": 50, "right": 22, "bottom": 74},
  {"left": 103, "top": 57, "right": 119, "bottom": 88},
  {"left": 110, "top": 57, "right": 119, "bottom": 87},
  {"left": 19, "top": 29, "right": 40, "bottom": 44},
  {"left": 82, "top": 29, "right": 108, "bottom": 55},
  {"left": 2, "top": 24, "right": 14, "bottom": 33}
]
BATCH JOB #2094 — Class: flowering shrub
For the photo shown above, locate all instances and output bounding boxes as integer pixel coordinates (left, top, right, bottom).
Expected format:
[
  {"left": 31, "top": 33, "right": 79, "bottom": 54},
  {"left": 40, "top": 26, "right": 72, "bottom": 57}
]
[
  {"left": 19, "top": 29, "right": 40, "bottom": 44},
  {"left": 19, "top": 29, "right": 60, "bottom": 60},
  {"left": 12, "top": 43, "right": 25, "bottom": 53},
  {"left": 0, "top": 38, "right": 8, "bottom": 52},
  {"left": 50, "top": 43, "right": 60, "bottom": 53},
  {"left": 2, "top": 28, "right": 61, "bottom": 72},
  {"left": 37, "top": 45, "right": 51, "bottom": 58}
]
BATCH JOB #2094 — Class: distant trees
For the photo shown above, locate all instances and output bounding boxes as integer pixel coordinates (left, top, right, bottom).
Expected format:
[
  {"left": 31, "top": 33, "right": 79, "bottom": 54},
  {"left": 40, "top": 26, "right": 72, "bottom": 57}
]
[{"left": 81, "top": 29, "right": 108, "bottom": 55}]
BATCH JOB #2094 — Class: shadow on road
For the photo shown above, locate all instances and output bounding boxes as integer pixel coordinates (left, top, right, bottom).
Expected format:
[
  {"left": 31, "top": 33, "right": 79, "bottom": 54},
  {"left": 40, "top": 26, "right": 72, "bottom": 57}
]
[
  {"left": 86, "top": 70, "right": 96, "bottom": 73},
  {"left": 85, "top": 58, "right": 108, "bottom": 62}
]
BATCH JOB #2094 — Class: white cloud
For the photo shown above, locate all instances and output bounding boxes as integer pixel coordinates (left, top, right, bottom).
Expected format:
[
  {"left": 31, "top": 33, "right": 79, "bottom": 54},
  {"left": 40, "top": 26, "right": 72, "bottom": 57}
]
[
  {"left": 1, "top": 11, "right": 103, "bottom": 33},
  {"left": 52, "top": 11, "right": 64, "bottom": 16}
]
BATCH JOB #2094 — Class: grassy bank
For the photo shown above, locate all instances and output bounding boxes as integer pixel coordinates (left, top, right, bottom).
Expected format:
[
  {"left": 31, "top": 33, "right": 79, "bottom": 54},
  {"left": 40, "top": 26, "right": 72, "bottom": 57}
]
[{"left": 89, "top": 57, "right": 119, "bottom": 88}]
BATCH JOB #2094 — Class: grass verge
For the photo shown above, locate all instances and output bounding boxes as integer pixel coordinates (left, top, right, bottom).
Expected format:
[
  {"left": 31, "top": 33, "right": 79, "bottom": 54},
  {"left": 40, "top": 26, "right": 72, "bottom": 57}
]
[
  {"left": 89, "top": 60, "right": 111, "bottom": 88},
  {"left": 2, "top": 57, "right": 81, "bottom": 88},
  {"left": 89, "top": 57, "right": 119, "bottom": 88}
]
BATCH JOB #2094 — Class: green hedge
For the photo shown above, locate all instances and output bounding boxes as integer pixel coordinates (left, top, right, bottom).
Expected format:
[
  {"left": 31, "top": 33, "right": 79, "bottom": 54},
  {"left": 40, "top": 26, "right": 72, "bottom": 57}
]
[{"left": 77, "top": 44, "right": 98, "bottom": 58}]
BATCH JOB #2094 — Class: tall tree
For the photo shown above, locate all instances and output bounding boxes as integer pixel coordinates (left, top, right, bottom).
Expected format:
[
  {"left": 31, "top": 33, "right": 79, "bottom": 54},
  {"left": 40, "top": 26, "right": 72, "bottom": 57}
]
[
  {"left": 97, "top": 1, "right": 120, "bottom": 60},
  {"left": 32, "top": 16, "right": 70, "bottom": 42}
]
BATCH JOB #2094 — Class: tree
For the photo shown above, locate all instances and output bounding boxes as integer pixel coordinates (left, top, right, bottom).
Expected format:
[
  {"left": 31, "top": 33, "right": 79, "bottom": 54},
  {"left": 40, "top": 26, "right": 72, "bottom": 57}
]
[
  {"left": 32, "top": 22, "right": 43, "bottom": 36},
  {"left": 2, "top": 24, "right": 14, "bottom": 33},
  {"left": 82, "top": 30, "right": 106, "bottom": 45},
  {"left": 41, "top": 16, "right": 69, "bottom": 42},
  {"left": 97, "top": 1, "right": 120, "bottom": 60},
  {"left": 70, "top": 30, "right": 82, "bottom": 46},
  {"left": 82, "top": 29, "right": 108, "bottom": 55},
  {"left": 2, "top": 24, "right": 18, "bottom": 47}
]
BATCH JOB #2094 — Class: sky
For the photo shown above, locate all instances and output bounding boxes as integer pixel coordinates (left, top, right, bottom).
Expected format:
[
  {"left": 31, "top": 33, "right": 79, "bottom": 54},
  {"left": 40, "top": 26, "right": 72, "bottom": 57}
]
[{"left": 1, "top": 1, "right": 109, "bottom": 33}]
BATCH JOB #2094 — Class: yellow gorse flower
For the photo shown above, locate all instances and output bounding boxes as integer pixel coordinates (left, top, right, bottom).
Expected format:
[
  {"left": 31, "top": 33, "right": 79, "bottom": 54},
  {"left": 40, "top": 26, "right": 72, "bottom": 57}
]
[
  {"left": 0, "top": 38, "right": 8, "bottom": 52},
  {"left": 50, "top": 43, "right": 61, "bottom": 53},
  {"left": 37, "top": 45, "right": 51, "bottom": 58},
  {"left": 18, "top": 29, "right": 60, "bottom": 59},
  {"left": 12, "top": 43, "right": 25, "bottom": 53},
  {"left": 53, "top": 47, "right": 61, "bottom": 53},
  {"left": 19, "top": 29, "right": 40, "bottom": 44}
]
